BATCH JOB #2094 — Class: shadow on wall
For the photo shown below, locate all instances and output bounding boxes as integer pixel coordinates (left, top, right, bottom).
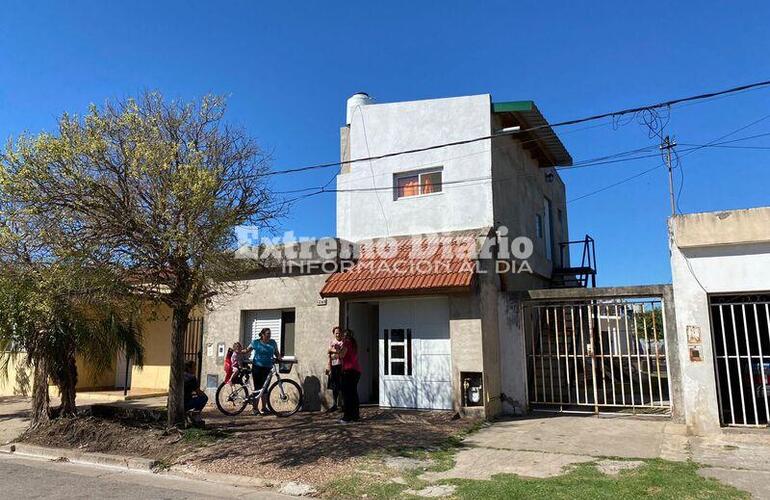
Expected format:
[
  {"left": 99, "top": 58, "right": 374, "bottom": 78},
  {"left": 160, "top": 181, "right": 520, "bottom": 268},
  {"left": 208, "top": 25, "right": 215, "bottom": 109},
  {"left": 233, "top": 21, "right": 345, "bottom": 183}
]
[
  {"left": 302, "top": 375, "right": 322, "bottom": 412},
  {"left": 2, "top": 355, "right": 31, "bottom": 397},
  {"left": 15, "top": 362, "right": 30, "bottom": 396}
]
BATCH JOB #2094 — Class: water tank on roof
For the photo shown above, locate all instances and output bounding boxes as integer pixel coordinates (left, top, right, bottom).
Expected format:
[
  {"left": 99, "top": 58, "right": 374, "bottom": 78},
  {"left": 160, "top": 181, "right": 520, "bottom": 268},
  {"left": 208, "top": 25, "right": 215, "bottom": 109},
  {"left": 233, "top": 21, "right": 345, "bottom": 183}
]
[{"left": 346, "top": 92, "right": 374, "bottom": 125}]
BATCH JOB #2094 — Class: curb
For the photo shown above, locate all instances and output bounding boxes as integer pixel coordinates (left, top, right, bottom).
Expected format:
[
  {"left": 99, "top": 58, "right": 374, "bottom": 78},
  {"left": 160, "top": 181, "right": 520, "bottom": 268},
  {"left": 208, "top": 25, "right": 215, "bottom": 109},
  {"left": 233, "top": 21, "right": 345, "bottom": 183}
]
[
  {"left": 166, "top": 464, "right": 274, "bottom": 489},
  {"left": 0, "top": 443, "right": 159, "bottom": 472}
]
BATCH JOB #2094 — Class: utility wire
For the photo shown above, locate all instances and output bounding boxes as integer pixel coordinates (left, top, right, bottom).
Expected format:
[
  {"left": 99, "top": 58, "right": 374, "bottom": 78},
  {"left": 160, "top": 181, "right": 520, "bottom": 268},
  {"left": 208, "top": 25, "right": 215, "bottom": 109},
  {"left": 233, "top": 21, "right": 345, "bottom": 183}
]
[
  {"left": 268, "top": 79, "right": 770, "bottom": 177},
  {"left": 283, "top": 131, "right": 770, "bottom": 206},
  {"left": 567, "top": 112, "right": 770, "bottom": 204}
]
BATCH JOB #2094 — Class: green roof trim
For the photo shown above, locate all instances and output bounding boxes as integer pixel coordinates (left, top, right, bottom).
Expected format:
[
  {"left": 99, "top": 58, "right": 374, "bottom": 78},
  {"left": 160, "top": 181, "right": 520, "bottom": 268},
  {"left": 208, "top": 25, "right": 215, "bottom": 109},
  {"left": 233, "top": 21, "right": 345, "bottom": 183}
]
[
  {"left": 491, "top": 101, "right": 534, "bottom": 113},
  {"left": 491, "top": 99, "right": 573, "bottom": 167}
]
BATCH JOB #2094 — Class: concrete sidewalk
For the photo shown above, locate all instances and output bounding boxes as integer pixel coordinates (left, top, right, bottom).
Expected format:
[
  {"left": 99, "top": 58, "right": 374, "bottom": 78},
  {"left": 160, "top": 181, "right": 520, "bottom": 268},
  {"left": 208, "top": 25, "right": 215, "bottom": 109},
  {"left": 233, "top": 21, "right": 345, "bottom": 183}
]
[
  {"left": 0, "top": 397, "right": 31, "bottom": 445},
  {"left": 427, "top": 414, "right": 770, "bottom": 498}
]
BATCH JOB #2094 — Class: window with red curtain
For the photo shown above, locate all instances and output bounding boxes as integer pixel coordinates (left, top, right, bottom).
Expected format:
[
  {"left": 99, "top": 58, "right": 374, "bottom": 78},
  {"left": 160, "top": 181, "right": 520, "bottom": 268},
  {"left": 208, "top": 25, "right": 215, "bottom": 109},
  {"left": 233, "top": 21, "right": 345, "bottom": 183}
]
[
  {"left": 396, "top": 175, "right": 419, "bottom": 198},
  {"left": 421, "top": 171, "right": 442, "bottom": 194},
  {"left": 395, "top": 170, "right": 442, "bottom": 199}
]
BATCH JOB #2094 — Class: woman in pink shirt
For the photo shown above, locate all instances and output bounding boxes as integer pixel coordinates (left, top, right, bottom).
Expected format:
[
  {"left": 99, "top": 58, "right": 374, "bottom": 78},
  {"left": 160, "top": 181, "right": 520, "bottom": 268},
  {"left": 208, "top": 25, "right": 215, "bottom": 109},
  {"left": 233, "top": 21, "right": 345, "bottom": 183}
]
[{"left": 338, "top": 328, "right": 362, "bottom": 423}]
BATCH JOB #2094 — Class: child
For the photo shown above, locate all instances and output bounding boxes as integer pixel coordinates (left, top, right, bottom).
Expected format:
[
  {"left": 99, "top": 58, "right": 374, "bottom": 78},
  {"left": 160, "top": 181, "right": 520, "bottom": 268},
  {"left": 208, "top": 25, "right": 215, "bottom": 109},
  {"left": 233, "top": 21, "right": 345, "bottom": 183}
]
[
  {"left": 225, "top": 342, "right": 245, "bottom": 384},
  {"left": 325, "top": 327, "right": 344, "bottom": 412}
]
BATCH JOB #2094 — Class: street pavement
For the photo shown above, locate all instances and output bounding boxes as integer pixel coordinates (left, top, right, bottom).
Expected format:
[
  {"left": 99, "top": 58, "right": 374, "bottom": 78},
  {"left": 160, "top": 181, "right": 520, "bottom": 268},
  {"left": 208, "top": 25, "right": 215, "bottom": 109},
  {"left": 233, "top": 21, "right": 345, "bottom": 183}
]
[{"left": 0, "top": 453, "right": 288, "bottom": 499}]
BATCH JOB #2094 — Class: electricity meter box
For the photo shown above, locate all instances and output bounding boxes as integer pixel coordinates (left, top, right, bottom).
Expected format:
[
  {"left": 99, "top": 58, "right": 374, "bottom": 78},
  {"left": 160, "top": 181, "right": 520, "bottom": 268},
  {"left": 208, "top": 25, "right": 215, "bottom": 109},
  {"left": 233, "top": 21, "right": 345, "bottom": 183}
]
[{"left": 461, "top": 371, "right": 484, "bottom": 407}]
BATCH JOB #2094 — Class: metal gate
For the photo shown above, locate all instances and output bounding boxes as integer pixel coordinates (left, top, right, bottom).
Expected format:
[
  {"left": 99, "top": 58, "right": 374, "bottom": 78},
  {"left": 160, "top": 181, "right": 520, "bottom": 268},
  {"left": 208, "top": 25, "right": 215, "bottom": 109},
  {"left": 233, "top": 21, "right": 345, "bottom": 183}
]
[
  {"left": 184, "top": 317, "right": 204, "bottom": 380},
  {"left": 709, "top": 294, "right": 770, "bottom": 427},
  {"left": 524, "top": 297, "right": 671, "bottom": 415}
]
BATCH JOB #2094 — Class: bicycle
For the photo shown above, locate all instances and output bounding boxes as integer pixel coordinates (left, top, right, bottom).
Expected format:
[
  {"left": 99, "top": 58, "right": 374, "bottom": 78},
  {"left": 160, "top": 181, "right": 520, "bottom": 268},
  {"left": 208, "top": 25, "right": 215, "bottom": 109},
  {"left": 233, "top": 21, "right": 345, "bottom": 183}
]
[{"left": 215, "top": 359, "right": 303, "bottom": 417}]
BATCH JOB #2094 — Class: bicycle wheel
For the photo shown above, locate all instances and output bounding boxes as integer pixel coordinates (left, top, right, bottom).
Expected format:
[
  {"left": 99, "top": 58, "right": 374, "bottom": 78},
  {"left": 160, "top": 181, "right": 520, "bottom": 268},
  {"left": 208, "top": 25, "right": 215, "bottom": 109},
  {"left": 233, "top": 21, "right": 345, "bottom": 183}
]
[
  {"left": 266, "top": 379, "right": 303, "bottom": 417},
  {"left": 215, "top": 381, "right": 250, "bottom": 416}
]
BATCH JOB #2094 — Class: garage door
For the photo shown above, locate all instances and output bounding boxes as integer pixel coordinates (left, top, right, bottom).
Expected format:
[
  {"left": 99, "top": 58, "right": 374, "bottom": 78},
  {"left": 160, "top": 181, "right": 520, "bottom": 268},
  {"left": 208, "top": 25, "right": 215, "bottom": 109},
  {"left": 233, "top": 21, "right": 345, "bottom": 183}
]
[{"left": 379, "top": 297, "right": 452, "bottom": 410}]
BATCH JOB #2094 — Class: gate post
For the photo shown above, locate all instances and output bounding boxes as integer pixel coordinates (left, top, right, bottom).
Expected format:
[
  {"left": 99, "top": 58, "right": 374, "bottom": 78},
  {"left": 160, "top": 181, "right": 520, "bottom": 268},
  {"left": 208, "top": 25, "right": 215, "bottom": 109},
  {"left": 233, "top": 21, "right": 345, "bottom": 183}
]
[{"left": 661, "top": 285, "right": 685, "bottom": 424}]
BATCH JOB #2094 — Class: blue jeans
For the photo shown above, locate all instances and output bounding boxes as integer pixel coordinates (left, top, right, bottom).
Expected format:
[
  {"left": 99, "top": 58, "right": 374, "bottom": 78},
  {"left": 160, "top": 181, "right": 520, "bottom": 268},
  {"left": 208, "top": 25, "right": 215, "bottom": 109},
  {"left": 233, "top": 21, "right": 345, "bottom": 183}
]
[{"left": 185, "top": 393, "right": 208, "bottom": 412}]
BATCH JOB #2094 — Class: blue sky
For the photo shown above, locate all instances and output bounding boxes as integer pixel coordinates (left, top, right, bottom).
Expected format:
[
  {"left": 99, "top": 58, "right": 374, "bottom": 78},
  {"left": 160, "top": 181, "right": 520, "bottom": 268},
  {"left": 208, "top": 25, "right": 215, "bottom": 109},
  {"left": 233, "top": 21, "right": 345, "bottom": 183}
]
[{"left": 1, "top": 1, "right": 769, "bottom": 286}]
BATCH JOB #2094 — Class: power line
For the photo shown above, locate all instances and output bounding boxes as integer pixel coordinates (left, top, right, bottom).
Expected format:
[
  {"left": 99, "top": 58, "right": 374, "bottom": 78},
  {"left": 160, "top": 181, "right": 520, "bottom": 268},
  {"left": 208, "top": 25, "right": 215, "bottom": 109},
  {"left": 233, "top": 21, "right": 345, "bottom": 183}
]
[
  {"left": 268, "top": 79, "right": 770, "bottom": 177},
  {"left": 283, "top": 131, "right": 770, "bottom": 206},
  {"left": 566, "top": 112, "right": 770, "bottom": 204}
]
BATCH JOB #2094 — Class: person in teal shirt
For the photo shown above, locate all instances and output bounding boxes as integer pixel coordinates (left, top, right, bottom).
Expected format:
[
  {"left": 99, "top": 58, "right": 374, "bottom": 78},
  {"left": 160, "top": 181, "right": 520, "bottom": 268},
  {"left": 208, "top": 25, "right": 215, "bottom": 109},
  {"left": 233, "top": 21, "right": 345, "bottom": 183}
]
[{"left": 246, "top": 328, "right": 280, "bottom": 415}]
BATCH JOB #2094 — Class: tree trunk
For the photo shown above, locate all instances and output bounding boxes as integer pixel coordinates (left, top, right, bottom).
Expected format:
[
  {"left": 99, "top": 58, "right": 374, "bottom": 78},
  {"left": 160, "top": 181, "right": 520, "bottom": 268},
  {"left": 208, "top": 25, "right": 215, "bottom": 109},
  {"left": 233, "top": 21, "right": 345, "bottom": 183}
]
[
  {"left": 167, "top": 305, "right": 191, "bottom": 427},
  {"left": 30, "top": 356, "right": 50, "bottom": 428},
  {"left": 58, "top": 352, "right": 78, "bottom": 417}
]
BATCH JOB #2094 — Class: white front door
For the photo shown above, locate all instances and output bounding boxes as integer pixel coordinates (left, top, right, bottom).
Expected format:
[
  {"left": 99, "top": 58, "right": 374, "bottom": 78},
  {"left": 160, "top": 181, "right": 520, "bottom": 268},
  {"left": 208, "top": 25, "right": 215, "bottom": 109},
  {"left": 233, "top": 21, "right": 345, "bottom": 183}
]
[{"left": 379, "top": 297, "right": 452, "bottom": 410}]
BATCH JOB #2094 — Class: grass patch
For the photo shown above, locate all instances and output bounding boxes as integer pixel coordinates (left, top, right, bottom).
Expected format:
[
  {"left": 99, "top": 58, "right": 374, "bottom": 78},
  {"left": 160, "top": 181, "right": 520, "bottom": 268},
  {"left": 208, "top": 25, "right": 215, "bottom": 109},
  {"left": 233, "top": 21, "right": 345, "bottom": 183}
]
[
  {"left": 181, "top": 427, "right": 231, "bottom": 446},
  {"left": 391, "top": 419, "right": 487, "bottom": 473},
  {"left": 320, "top": 419, "right": 486, "bottom": 498},
  {"left": 321, "top": 475, "right": 412, "bottom": 499},
  {"left": 446, "top": 460, "right": 748, "bottom": 500},
  {"left": 323, "top": 458, "right": 749, "bottom": 499},
  {"left": 151, "top": 458, "right": 172, "bottom": 472}
]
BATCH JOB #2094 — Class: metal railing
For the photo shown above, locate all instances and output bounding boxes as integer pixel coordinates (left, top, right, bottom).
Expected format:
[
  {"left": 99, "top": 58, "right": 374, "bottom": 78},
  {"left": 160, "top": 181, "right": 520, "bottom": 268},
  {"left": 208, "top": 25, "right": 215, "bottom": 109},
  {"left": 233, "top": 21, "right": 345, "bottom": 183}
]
[{"left": 555, "top": 235, "right": 597, "bottom": 288}]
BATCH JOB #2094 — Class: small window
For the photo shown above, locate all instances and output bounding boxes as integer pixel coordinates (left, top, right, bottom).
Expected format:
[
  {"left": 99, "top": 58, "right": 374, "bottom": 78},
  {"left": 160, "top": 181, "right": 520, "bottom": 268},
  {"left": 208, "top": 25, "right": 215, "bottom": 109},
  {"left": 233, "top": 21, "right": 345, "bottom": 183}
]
[
  {"left": 394, "top": 169, "right": 442, "bottom": 199},
  {"left": 383, "top": 328, "right": 412, "bottom": 376},
  {"left": 281, "top": 310, "right": 296, "bottom": 357}
]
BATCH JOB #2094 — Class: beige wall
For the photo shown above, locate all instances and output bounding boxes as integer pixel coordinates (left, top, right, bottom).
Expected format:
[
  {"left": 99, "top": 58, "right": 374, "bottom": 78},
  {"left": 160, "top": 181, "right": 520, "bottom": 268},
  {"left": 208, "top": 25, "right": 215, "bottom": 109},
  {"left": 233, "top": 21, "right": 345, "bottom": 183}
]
[
  {"left": 203, "top": 273, "right": 340, "bottom": 410},
  {"left": 130, "top": 304, "right": 173, "bottom": 391},
  {"left": 0, "top": 353, "right": 31, "bottom": 397},
  {"left": 76, "top": 356, "right": 116, "bottom": 389},
  {"left": 449, "top": 294, "right": 484, "bottom": 414},
  {"left": 672, "top": 206, "right": 770, "bottom": 248},
  {"left": 0, "top": 352, "right": 116, "bottom": 397}
]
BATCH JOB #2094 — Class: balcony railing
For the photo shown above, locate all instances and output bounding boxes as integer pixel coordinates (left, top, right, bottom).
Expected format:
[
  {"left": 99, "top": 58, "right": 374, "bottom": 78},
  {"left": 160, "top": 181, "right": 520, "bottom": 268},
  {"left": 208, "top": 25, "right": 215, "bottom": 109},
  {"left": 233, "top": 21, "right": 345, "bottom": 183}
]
[{"left": 552, "top": 235, "right": 597, "bottom": 288}]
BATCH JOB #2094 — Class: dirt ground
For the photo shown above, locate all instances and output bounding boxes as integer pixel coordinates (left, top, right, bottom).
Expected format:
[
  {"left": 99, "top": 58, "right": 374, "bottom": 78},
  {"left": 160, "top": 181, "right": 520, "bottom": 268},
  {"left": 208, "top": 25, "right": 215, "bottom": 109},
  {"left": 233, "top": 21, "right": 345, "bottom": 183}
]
[
  {"left": 185, "top": 406, "right": 478, "bottom": 485},
  {"left": 20, "top": 405, "right": 479, "bottom": 486},
  {"left": 20, "top": 415, "right": 198, "bottom": 461}
]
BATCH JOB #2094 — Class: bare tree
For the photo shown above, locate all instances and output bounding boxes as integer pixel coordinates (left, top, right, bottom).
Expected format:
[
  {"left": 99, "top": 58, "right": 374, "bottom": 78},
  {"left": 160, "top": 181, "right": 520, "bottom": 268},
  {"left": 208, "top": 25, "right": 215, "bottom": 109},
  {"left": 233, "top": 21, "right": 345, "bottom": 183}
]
[{"left": 2, "top": 92, "right": 281, "bottom": 426}]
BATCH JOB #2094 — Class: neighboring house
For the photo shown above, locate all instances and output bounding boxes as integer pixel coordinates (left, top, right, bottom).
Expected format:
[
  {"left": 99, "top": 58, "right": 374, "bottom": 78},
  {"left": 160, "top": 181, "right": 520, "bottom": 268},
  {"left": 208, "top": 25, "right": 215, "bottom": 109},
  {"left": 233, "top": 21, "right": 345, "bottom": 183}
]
[
  {"left": 111, "top": 304, "right": 205, "bottom": 397},
  {"left": 203, "top": 93, "right": 580, "bottom": 417},
  {"left": 669, "top": 206, "right": 770, "bottom": 433},
  {"left": 0, "top": 304, "right": 202, "bottom": 400}
]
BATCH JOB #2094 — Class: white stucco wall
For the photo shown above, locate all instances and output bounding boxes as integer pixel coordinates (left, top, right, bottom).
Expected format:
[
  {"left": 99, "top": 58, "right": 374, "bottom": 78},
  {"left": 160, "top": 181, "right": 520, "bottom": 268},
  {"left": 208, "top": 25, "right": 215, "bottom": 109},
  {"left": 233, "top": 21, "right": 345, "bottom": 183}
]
[
  {"left": 669, "top": 207, "right": 770, "bottom": 434},
  {"left": 337, "top": 94, "right": 494, "bottom": 241}
]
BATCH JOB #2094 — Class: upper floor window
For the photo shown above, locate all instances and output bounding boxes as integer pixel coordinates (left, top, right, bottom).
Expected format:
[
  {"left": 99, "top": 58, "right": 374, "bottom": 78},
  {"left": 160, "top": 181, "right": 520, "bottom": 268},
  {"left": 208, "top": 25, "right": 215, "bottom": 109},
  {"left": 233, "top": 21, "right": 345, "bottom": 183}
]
[{"left": 394, "top": 168, "right": 442, "bottom": 200}]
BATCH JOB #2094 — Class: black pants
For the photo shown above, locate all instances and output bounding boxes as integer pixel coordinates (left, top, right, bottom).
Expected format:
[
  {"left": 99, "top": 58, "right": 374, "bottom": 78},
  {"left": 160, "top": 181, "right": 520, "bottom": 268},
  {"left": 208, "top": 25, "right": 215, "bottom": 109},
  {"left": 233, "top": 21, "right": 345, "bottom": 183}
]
[
  {"left": 251, "top": 365, "right": 271, "bottom": 391},
  {"left": 185, "top": 393, "right": 208, "bottom": 412},
  {"left": 330, "top": 364, "right": 343, "bottom": 407},
  {"left": 341, "top": 369, "right": 361, "bottom": 421}
]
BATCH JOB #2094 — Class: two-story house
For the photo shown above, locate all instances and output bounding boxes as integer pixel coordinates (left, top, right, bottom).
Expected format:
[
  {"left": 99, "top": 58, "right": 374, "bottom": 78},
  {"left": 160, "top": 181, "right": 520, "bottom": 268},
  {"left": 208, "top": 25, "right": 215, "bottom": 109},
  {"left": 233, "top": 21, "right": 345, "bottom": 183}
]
[{"left": 202, "top": 93, "right": 576, "bottom": 418}]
